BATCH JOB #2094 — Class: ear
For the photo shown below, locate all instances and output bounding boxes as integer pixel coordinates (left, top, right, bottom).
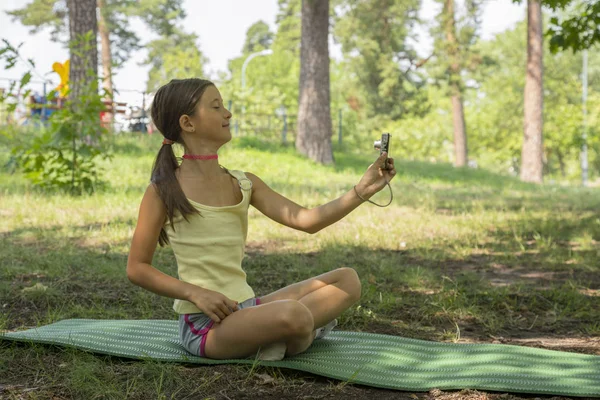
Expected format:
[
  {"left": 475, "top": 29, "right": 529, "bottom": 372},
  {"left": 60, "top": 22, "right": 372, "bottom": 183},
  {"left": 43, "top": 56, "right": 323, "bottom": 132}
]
[{"left": 179, "top": 114, "right": 195, "bottom": 133}]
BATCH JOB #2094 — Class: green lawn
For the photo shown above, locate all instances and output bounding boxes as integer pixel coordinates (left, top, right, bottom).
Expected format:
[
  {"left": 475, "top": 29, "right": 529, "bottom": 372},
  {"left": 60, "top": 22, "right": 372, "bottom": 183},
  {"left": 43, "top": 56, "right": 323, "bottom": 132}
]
[{"left": 1, "top": 133, "right": 599, "bottom": 399}]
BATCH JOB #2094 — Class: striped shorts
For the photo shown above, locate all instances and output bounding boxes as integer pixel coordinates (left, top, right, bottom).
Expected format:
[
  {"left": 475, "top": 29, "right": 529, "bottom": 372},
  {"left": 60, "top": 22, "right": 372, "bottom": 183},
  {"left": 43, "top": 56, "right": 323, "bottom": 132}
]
[{"left": 178, "top": 297, "right": 262, "bottom": 357}]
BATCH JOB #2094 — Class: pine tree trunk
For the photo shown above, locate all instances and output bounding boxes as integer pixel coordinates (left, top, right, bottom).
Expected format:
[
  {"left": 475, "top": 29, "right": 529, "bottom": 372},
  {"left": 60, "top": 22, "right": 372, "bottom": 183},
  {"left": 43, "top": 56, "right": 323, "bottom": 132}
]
[
  {"left": 521, "top": 0, "right": 544, "bottom": 183},
  {"left": 444, "top": 0, "right": 468, "bottom": 167},
  {"left": 67, "top": 0, "right": 98, "bottom": 101},
  {"left": 296, "top": 0, "right": 334, "bottom": 165},
  {"left": 451, "top": 91, "right": 467, "bottom": 167},
  {"left": 98, "top": 0, "right": 114, "bottom": 124}
]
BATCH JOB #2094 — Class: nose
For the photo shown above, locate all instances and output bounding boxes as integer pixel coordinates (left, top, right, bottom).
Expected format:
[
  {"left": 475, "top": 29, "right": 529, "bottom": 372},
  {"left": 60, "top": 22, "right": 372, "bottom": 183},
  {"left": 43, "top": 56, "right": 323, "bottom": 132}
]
[{"left": 225, "top": 108, "right": 232, "bottom": 120}]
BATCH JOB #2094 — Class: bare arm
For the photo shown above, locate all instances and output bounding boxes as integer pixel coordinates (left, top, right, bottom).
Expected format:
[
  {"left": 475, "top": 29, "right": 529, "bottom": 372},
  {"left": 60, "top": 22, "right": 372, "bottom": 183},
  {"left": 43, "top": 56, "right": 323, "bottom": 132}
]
[
  {"left": 126, "top": 184, "right": 198, "bottom": 300},
  {"left": 247, "top": 153, "right": 395, "bottom": 234}
]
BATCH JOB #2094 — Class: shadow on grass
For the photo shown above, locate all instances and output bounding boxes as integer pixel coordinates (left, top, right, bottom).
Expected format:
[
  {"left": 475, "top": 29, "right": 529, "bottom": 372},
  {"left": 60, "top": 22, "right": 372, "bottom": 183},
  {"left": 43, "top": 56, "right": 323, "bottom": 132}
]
[{"left": 1, "top": 213, "right": 599, "bottom": 341}]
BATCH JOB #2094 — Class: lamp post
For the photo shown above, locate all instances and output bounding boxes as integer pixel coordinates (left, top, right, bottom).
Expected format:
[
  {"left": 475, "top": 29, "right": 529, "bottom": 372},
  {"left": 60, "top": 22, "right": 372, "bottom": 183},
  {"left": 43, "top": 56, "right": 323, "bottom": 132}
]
[
  {"left": 581, "top": 50, "right": 588, "bottom": 187},
  {"left": 241, "top": 49, "right": 273, "bottom": 90},
  {"left": 238, "top": 49, "right": 273, "bottom": 135}
]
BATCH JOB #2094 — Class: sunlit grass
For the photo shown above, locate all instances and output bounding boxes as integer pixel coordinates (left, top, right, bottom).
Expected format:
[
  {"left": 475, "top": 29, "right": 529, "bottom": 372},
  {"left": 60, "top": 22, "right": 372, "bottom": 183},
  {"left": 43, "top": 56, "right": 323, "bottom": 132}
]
[{"left": 1, "top": 132, "right": 599, "bottom": 398}]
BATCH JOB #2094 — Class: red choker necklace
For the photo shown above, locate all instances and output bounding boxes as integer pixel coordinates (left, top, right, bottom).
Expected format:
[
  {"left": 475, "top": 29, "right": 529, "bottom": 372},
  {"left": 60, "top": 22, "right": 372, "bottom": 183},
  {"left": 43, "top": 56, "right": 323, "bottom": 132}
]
[{"left": 182, "top": 154, "right": 218, "bottom": 160}]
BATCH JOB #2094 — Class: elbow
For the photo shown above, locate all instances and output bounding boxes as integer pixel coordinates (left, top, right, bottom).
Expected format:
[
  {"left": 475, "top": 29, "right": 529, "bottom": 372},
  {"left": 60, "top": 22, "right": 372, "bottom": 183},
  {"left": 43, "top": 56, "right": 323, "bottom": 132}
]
[
  {"left": 303, "top": 225, "right": 320, "bottom": 235},
  {"left": 126, "top": 263, "right": 140, "bottom": 284}
]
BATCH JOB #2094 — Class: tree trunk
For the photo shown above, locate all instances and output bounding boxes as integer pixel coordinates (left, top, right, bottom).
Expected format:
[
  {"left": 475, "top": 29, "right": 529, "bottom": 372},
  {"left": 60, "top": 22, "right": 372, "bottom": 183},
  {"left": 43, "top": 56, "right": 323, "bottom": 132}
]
[
  {"left": 98, "top": 0, "right": 114, "bottom": 124},
  {"left": 444, "top": 0, "right": 468, "bottom": 167},
  {"left": 67, "top": 0, "right": 98, "bottom": 101},
  {"left": 451, "top": 91, "right": 467, "bottom": 166},
  {"left": 521, "top": 0, "right": 544, "bottom": 183},
  {"left": 296, "top": 0, "right": 334, "bottom": 164}
]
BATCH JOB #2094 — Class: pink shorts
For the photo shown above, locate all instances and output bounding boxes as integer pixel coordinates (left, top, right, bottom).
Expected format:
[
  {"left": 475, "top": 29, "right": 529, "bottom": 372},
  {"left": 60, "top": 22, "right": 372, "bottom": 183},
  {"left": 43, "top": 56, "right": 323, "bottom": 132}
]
[{"left": 178, "top": 297, "right": 261, "bottom": 357}]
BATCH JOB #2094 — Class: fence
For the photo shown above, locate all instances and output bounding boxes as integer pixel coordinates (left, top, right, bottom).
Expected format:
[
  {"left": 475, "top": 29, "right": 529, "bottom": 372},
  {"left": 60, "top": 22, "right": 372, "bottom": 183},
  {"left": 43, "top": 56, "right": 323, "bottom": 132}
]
[
  {"left": 227, "top": 101, "right": 346, "bottom": 146},
  {"left": 0, "top": 80, "right": 348, "bottom": 145}
]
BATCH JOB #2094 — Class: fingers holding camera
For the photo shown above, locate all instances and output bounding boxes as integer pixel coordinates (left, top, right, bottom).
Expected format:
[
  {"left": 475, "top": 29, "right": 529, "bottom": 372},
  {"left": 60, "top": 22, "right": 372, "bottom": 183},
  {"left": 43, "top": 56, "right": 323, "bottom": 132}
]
[{"left": 386, "top": 158, "right": 396, "bottom": 177}]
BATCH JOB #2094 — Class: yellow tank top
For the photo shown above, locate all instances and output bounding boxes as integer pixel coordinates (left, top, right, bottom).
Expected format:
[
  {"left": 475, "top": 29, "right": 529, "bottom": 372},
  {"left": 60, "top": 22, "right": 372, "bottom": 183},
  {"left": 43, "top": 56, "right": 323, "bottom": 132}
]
[{"left": 165, "top": 169, "right": 256, "bottom": 314}]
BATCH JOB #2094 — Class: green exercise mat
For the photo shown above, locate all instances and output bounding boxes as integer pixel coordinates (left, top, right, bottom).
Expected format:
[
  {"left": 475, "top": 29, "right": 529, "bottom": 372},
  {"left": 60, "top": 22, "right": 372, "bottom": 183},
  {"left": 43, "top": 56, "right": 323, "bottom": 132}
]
[{"left": 1, "top": 319, "right": 599, "bottom": 397}]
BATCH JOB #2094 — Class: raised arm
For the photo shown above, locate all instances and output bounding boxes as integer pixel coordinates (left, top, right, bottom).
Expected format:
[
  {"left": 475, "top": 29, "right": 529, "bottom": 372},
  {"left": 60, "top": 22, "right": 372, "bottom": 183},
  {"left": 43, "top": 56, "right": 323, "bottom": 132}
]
[{"left": 246, "top": 152, "right": 396, "bottom": 234}]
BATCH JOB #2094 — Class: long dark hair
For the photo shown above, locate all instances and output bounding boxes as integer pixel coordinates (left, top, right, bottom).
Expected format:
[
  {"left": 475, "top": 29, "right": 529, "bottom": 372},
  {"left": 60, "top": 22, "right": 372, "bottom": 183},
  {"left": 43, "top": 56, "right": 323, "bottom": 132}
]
[{"left": 150, "top": 78, "right": 214, "bottom": 246}]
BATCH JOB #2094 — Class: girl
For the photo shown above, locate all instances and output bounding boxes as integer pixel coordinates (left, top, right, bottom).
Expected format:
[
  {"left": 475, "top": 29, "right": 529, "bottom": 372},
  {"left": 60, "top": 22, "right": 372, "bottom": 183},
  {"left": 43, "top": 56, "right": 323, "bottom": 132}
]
[{"left": 126, "top": 78, "right": 396, "bottom": 361}]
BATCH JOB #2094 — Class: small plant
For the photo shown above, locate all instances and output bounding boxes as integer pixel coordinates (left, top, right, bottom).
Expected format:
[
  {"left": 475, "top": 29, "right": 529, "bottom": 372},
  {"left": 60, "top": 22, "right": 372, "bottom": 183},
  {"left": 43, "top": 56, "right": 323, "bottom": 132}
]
[{"left": 0, "top": 35, "right": 112, "bottom": 194}]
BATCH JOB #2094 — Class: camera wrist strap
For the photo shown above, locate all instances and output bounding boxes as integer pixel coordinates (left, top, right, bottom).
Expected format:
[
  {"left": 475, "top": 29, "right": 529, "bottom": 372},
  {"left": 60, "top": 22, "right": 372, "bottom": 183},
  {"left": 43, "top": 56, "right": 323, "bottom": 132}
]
[{"left": 353, "top": 181, "right": 393, "bottom": 207}]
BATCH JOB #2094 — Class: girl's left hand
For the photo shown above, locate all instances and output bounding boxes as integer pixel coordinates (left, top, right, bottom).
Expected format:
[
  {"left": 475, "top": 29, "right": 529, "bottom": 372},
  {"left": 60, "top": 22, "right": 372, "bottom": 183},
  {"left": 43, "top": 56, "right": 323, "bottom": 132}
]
[{"left": 355, "top": 152, "right": 396, "bottom": 200}]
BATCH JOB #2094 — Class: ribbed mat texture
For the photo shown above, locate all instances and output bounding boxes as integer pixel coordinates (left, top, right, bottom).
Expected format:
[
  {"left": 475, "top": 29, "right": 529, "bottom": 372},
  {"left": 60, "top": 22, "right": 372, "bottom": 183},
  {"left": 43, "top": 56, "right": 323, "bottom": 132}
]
[{"left": 2, "top": 319, "right": 599, "bottom": 397}]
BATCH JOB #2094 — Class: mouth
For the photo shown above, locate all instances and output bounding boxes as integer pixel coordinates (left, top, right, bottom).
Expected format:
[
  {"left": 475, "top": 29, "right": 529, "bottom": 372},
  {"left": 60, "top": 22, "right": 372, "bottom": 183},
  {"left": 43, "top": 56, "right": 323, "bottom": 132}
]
[{"left": 222, "top": 123, "right": 230, "bottom": 128}]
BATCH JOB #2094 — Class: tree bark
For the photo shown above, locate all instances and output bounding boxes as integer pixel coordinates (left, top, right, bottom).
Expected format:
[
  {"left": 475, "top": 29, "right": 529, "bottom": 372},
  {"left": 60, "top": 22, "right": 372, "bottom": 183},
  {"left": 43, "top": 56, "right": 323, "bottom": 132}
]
[
  {"left": 98, "top": 0, "right": 114, "bottom": 123},
  {"left": 444, "top": 0, "right": 468, "bottom": 167},
  {"left": 451, "top": 92, "right": 467, "bottom": 166},
  {"left": 296, "top": 0, "right": 334, "bottom": 164},
  {"left": 67, "top": 0, "right": 98, "bottom": 101},
  {"left": 521, "top": 0, "right": 544, "bottom": 183}
]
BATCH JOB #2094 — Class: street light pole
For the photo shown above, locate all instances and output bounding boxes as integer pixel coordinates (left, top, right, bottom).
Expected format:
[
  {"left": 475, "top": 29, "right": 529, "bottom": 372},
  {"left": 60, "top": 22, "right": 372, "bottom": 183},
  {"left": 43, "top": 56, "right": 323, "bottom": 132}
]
[
  {"left": 581, "top": 50, "right": 588, "bottom": 187},
  {"left": 241, "top": 49, "right": 273, "bottom": 90},
  {"left": 239, "top": 49, "right": 273, "bottom": 136}
]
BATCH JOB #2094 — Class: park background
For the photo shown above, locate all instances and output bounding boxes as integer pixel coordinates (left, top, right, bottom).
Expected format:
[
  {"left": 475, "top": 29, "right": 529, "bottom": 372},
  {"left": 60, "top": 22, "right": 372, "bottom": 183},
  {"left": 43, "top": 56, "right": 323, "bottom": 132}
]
[{"left": 0, "top": 0, "right": 599, "bottom": 399}]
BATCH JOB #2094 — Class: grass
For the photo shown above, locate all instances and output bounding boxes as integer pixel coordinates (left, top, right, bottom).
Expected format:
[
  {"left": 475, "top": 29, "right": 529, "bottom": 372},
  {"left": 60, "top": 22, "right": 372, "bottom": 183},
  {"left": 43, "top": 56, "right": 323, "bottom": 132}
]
[{"left": 1, "top": 132, "right": 599, "bottom": 399}]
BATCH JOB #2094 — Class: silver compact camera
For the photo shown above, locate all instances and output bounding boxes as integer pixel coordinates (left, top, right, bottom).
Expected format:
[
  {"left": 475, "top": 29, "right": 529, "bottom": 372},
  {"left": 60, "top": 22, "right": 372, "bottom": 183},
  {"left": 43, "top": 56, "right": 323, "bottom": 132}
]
[{"left": 373, "top": 133, "right": 391, "bottom": 170}]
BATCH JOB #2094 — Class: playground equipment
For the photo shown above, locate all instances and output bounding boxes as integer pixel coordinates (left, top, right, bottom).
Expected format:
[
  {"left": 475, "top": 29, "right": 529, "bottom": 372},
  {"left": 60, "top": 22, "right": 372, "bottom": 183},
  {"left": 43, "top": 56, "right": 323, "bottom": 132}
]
[
  {"left": 22, "top": 59, "right": 142, "bottom": 131},
  {"left": 52, "top": 60, "right": 69, "bottom": 97}
]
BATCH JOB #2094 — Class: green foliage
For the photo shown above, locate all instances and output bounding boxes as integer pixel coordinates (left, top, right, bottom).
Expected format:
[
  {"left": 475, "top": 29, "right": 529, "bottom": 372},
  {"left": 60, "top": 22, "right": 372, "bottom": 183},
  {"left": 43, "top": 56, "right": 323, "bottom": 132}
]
[
  {"left": 0, "top": 41, "right": 34, "bottom": 113},
  {"left": 144, "top": 29, "right": 208, "bottom": 92},
  {"left": 5, "top": 0, "right": 67, "bottom": 42},
  {"left": 429, "top": 0, "right": 484, "bottom": 94},
  {"left": 332, "top": 0, "right": 428, "bottom": 120},
  {"left": 1, "top": 37, "right": 112, "bottom": 195},
  {"left": 467, "top": 20, "right": 600, "bottom": 178},
  {"left": 547, "top": 0, "right": 600, "bottom": 52},
  {"left": 510, "top": 0, "right": 599, "bottom": 52},
  {"left": 242, "top": 21, "right": 274, "bottom": 54},
  {"left": 217, "top": 1, "right": 302, "bottom": 140},
  {"left": 5, "top": 0, "right": 187, "bottom": 69},
  {"left": 133, "top": 0, "right": 187, "bottom": 36}
]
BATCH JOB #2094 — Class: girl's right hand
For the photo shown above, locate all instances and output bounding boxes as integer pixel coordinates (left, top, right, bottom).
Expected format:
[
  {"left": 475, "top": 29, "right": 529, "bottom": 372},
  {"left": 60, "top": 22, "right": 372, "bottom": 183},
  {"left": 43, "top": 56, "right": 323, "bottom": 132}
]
[{"left": 186, "top": 287, "right": 239, "bottom": 323}]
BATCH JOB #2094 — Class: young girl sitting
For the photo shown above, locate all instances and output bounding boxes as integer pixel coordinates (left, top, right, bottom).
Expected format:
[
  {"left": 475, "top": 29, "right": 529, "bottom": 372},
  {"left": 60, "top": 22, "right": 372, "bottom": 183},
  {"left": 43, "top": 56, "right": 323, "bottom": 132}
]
[{"left": 126, "top": 78, "right": 396, "bottom": 361}]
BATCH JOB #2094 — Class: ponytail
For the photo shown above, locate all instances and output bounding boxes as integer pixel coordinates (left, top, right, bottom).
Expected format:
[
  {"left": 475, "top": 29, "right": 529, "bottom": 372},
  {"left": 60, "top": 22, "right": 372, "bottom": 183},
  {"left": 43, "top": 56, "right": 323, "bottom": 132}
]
[
  {"left": 150, "top": 143, "right": 199, "bottom": 247},
  {"left": 149, "top": 78, "right": 214, "bottom": 246}
]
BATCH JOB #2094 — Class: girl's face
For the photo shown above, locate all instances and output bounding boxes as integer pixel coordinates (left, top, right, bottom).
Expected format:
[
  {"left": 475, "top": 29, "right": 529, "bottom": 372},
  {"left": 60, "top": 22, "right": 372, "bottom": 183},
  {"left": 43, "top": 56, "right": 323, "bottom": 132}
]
[{"left": 187, "top": 85, "right": 232, "bottom": 143}]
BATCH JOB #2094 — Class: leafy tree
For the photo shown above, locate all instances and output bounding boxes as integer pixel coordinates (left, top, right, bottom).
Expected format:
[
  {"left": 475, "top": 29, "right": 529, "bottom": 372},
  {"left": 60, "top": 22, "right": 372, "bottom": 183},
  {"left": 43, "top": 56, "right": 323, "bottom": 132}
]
[
  {"left": 6, "top": 0, "right": 186, "bottom": 97},
  {"left": 242, "top": 21, "right": 274, "bottom": 54},
  {"left": 143, "top": 30, "right": 208, "bottom": 92},
  {"left": 468, "top": 20, "right": 600, "bottom": 179},
  {"left": 332, "top": 0, "right": 427, "bottom": 121},
  {"left": 546, "top": 0, "right": 600, "bottom": 52},
  {"left": 6, "top": 0, "right": 138, "bottom": 98},
  {"left": 429, "top": 0, "right": 483, "bottom": 167}
]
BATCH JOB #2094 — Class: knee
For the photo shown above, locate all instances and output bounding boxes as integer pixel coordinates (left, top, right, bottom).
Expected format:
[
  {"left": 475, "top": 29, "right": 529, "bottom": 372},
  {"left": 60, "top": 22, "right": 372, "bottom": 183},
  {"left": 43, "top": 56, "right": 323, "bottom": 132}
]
[
  {"left": 338, "top": 267, "right": 361, "bottom": 302},
  {"left": 279, "top": 300, "right": 314, "bottom": 337}
]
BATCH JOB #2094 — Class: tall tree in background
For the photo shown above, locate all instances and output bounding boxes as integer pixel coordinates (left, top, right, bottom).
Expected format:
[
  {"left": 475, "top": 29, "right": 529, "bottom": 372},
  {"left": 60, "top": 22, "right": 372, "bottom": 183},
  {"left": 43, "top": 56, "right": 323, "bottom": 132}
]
[
  {"left": 242, "top": 21, "right": 274, "bottom": 54},
  {"left": 66, "top": 0, "right": 97, "bottom": 100},
  {"left": 6, "top": 0, "right": 185, "bottom": 95},
  {"left": 521, "top": 0, "right": 544, "bottom": 183},
  {"left": 97, "top": 0, "right": 113, "bottom": 121},
  {"left": 430, "top": 0, "right": 482, "bottom": 167},
  {"left": 144, "top": 30, "right": 208, "bottom": 92},
  {"left": 333, "top": 0, "right": 426, "bottom": 121},
  {"left": 297, "top": 0, "right": 334, "bottom": 164},
  {"left": 444, "top": 0, "right": 467, "bottom": 167},
  {"left": 7, "top": 0, "right": 138, "bottom": 97}
]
